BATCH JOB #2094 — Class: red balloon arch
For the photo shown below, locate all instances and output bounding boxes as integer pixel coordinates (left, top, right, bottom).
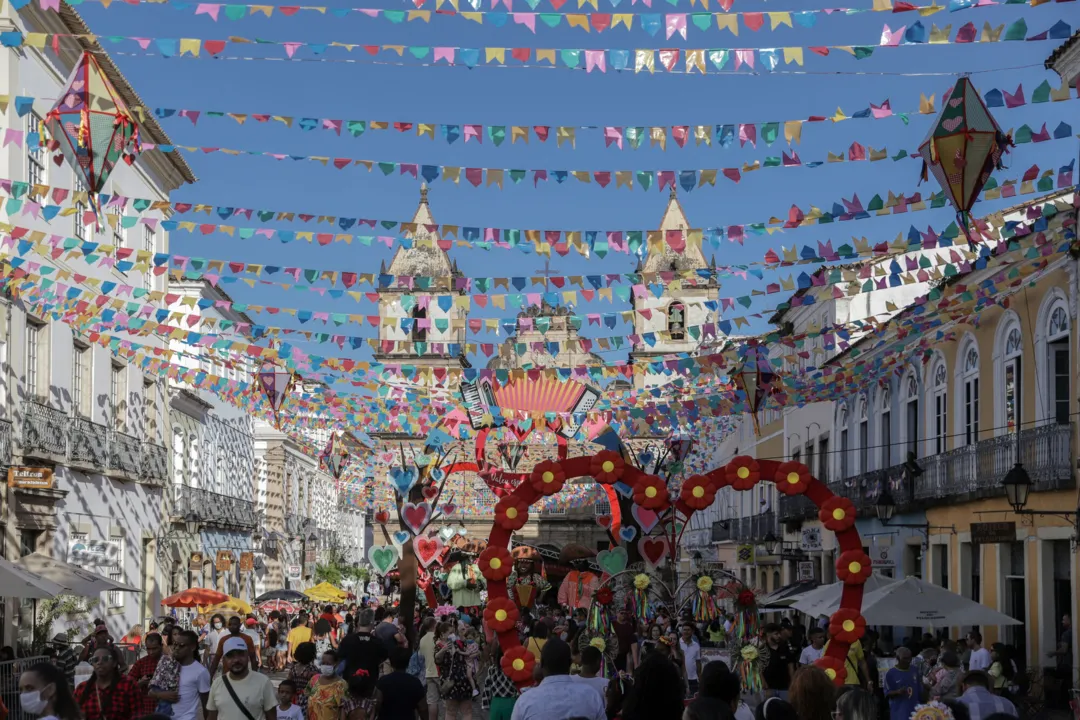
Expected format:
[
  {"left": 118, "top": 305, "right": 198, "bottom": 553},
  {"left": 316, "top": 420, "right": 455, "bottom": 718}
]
[{"left": 476, "top": 453, "right": 869, "bottom": 687}]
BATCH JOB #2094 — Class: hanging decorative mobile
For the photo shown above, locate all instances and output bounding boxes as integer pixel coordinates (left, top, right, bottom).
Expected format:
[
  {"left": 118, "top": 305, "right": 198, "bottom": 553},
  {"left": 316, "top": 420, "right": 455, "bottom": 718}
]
[
  {"left": 320, "top": 432, "right": 351, "bottom": 480},
  {"left": 919, "top": 76, "right": 1013, "bottom": 250},
  {"left": 255, "top": 362, "right": 296, "bottom": 428},
  {"left": 44, "top": 52, "right": 141, "bottom": 213}
]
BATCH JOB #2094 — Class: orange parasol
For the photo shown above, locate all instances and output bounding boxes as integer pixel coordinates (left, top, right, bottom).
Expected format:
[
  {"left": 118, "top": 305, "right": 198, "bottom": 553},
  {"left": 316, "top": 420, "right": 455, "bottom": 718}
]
[{"left": 162, "top": 588, "right": 229, "bottom": 608}]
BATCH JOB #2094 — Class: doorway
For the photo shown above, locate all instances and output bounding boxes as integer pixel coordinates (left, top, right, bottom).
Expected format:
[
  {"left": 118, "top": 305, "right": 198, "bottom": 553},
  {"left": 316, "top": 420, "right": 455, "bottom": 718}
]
[{"left": 1004, "top": 542, "right": 1027, "bottom": 668}]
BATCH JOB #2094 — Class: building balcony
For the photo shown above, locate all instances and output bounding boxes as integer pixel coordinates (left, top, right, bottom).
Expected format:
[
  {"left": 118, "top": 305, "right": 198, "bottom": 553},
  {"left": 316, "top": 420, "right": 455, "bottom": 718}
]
[
  {"left": 0, "top": 419, "right": 14, "bottom": 466},
  {"left": 70, "top": 417, "right": 108, "bottom": 468},
  {"left": 285, "top": 513, "right": 313, "bottom": 538},
  {"left": 710, "top": 511, "right": 779, "bottom": 544},
  {"left": 777, "top": 422, "right": 1074, "bottom": 522},
  {"left": 22, "top": 401, "right": 69, "bottom": 460},
  {"left": 172, "top": 484, "right": 259, "bottom": 531},
  {"left": 142, "top": 442, "right": 168, "bottom": 482},
  {"left": 108, "top": 430, "right": 142, "bottom": 477}
]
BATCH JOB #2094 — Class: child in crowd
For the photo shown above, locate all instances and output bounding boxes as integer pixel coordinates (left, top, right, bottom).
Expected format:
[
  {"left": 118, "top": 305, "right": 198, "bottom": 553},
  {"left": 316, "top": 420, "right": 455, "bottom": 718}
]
[
  {"left": 276, "top": 679, "right": 304, "bottom": 720},
  {"left": 463, "top": 627, "right": 482, "bottom": 697}
]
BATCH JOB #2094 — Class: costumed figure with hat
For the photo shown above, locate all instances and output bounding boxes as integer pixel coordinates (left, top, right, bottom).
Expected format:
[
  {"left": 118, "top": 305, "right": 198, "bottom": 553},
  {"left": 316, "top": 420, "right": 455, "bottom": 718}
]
[
  {"left": 507, "top": 546, "right": 550, "bottom": 609},
  {"left": 558, "top": 560, "right": 600, "bottom": 610}
]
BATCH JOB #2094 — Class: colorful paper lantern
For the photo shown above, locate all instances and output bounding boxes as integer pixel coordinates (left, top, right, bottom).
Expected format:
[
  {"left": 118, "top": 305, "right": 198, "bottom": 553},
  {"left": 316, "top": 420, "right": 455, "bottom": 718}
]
[
  {"left": 320, "top": 432, "right": 350, "bottom": 481},
  {"left": 255, "top": 362, "right": 295, "bottom": 428}
]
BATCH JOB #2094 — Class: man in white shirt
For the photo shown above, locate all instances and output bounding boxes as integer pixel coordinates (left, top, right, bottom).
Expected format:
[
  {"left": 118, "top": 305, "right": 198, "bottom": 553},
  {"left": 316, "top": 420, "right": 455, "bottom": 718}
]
[
  {"left": 571, "top": 647, "right": 610, "bottom": 700},
  {"left": 150, "top": 630, "right": 211, "bottom": 720},
  {"left": 207, "top": 638, "right": 277, "bottom": 720},
  {"left": 680, "top": 624, "right": 702, "bottom": 695},
  {"left": 511, "top": 638, "right": 606, "bottom": 720},
  {"left": 800, "top": 629, "right": 826, "bottom": 665},
  {"left": 968, "top": 631, "right": 992, "bottom": 672}
]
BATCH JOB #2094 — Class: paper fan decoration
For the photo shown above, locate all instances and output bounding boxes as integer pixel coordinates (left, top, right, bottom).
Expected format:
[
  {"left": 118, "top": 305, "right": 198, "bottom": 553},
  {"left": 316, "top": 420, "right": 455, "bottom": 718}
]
[
  {"left": 45, "top": 52, "right": 141, "bottom": 209},
  {"left": 919, "top": 77, "right": 1013, "bottom": 247}
]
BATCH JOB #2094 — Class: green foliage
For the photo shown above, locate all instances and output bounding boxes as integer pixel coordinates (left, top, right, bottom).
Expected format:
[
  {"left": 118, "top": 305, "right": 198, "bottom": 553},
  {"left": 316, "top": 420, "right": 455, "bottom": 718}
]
[
  {"left": 33, "top": 594, "right": 100, "bottom": 650},
  {"left": 314, "top": 563, "right": 343, "bottom": 588}
]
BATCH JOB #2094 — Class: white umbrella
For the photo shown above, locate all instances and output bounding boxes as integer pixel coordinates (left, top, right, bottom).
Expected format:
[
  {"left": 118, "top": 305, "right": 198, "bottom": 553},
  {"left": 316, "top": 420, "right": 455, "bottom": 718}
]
[
  {"left": 859, "top": 576, "right": 1021, "bottom": 627},
  {"left": 0, "top": 554, "right": 65, "bottom": 598},
  {"left": 17, "top": 553, "right": 141, "bottom": 595},
  {"left": 790, "top": 573, "right": 898, "bottom": 617}
]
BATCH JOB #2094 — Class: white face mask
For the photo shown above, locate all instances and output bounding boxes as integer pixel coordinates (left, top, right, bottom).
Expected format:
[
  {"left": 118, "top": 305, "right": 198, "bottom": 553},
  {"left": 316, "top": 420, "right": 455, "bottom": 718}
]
[
  {"left": 74, "top": 675, "right": 92, "bottom": 688},
  {"left": 21, "top": 690, "right": 48, "bottom": 715},
  {"left": 214, "top": 623, "right": 223, "bottom": 630},
  {"left": 318, "top": 665, "right": 335, "bottom": 676}
]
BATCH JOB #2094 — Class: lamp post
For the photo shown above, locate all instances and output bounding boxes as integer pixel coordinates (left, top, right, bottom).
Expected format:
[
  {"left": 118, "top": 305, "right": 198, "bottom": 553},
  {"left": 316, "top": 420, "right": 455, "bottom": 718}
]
[{"left": 1001, "top": 462, "right": 1080, "bottom": 539}]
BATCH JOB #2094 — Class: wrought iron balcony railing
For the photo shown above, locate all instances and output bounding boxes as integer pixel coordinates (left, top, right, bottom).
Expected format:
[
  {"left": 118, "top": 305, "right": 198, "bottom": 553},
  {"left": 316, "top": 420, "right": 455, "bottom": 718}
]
[
  {"left": 173, "top": 484, "right": 259, "bottom": 530},
  {"left": 23, "top": 401, "right": 68, "bottom": 459},
  {"left": 777, "top": 422, "right": 1074, "bottom": 522},
  {"left": 69, "top": 416, "right": 108, "bottom": 468},
  {"left": 142, "top": 442, "right": 169, "bottom": 482},
  {"left": 0, "top": 419, "right": 13, "bottom": 467},
  {"left": 711, "top": 511, "right": 779, "bottom": 543},
  {"left": 108, "top": 430, "right": 142, "bottom": 476},
  {"left": 285, "top": 513, "right": 313, "bottom": 537}
]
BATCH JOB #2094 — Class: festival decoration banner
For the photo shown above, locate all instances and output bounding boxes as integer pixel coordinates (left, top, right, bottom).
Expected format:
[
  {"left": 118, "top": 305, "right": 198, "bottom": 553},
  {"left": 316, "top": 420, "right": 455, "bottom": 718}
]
[{"left": 0, "top": 18, "right": 1071, "bottom": 68}]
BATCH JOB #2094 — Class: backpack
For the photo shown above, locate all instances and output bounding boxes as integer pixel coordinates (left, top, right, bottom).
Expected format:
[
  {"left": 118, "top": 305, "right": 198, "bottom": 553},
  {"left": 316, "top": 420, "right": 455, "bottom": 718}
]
[{"left": 407, "top": 650, "right": 425, "bottom": 680}]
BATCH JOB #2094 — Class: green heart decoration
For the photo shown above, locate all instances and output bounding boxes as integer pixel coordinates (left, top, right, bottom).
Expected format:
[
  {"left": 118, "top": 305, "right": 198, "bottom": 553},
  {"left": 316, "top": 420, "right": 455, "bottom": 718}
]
[
  {"left": 596, "top": 546, "right": 628, "bottom": 576},
  {"left": 438, "top": 526, "right": 456, "bottom": 541},
  {"left": 368, "top": 545, "right": 400, "bottom": 576}
]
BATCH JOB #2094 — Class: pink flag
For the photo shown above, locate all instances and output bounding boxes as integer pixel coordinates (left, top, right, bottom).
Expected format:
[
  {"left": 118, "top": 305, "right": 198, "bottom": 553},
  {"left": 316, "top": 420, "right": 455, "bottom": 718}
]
[
  {"left": 738, "top": 123, "right": 756, "bottom": 147},
  {"left": 282, "top": 42, "right": 303, "bottom": 58},
  {"left": 434, "top": 47, "right": 455, "bottom": 63},
  {"left": 604, "top": 126, "right": 624, "bottom": 149},
  {"left": 463, "top": 125, "right": 482, "bottom": 143},
  {"left": 585, "top": 49, "right": 606, "bottom": 73},
  {"left": 195, "top": 3, "right": 221, "bottom": 20},
  {"left": 512, "top": 13, "right": 536, "bottom": 32},
  {"left": 880, "top": 24, "right": 905, "bottom": 46},
  {"left": 870, "top": 99, "right": 892, "bottom": 119},
  {"left": 1003, "top": 84, "right": 1025, "bottom": 108},
  {"left": 665, "top": 14, "right": 687, "bottom": 40}
]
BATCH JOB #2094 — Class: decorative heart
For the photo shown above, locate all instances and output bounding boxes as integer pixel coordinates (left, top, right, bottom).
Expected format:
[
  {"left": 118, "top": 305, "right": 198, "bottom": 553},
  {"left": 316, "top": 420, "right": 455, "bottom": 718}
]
[
  {"left": 596, "top": 546, "right": 628, "bottom": 576},
  {"left": 389, "top": 466, "right": 417, "bottom": 495},
  {"left": 415, "top": 536, "right": 444, "bottom": 568},
  {"left": 596, "top": 515, "right": 612, "bottom": 528},
  {"left": 428, "top": 468, "right": 444, "bottom": 482},
  {"left": 949, "top": 97, "right": 962, "bottom": 108},
  {"left": 619, "top": 526, "right": 637, "bottom": 542},
  {"left": 415, "top": 454, "right": 432, "bottom": 467},
  {"left": 422, "top": 485, "right": 439, "bottom": 500},
  {"left": 368, "top": 545, "right": 399, "bottom": 576},
  {"left": 639, "top": 537, "right": 669, "bottom": 571},
  {"left": 942, "top": 116, "right": 963, "bottom": 133},
  {"left": 614, "top": 481, "right": 633, "bottom": 498},
  {"left": 438, "top": 526, "right": 456, "bottom": 541},
  {"left": 374, "top": 510, "right": 390, "bottom": 525},
  {"left": 391, "top": 531, "right": 411, "bottom": 547},
  {"left": 456, "top": 526, "right": 468, "bottom": 536},
  {"left": 442, "top": 503, "right": 457, "bottom": 515},
  {"left": 402, "top": 502, "right": 431, "bottom": 534},
  {"left": 632, "top": 505, "right": 660, "bottom": 534},
  {"left": 379, "top": 452, "right": 395, "bottom": 463}
]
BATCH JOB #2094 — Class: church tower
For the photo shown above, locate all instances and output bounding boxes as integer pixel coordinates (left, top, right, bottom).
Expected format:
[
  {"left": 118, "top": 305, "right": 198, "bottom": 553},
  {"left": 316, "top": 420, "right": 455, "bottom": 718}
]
[
  {"left": 373, "top": 184, "right": 466, "bottom": 371},
  {"left": 628, "top": 187, "right": 722, "bottom": 390}
]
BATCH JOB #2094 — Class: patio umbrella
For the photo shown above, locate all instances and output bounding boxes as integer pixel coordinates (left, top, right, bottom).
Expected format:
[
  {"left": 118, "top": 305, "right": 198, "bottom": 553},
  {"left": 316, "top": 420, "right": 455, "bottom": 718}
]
[
  {"left": 305, "top": 582, "right": 348, "bottom": 602},
  {"left": 17, "top": 553, "right": 140, "bottom": 596},
  {"left": 255, "top": 589, "right": 307, "bottom": 602},
  {"left": 0, "top": 554, "right": 65, "bottom": 599},
  {"left": 162, "top": 588, "right": 229, "bottom": 608},
  {"left": 200, "top": 597, "right": 253, "bottom": 615},
  {"left": 257, "top": 599, "right": 300, "bottom": 614},
  {"left": 789, "top": 573, "right": 898, "bottom": 617},
  {"left": 760, "top": 580, "right": 819, "bottom": 609},
  {"left": 859, "top": 576, "right": 1022, "bottom": 627}
]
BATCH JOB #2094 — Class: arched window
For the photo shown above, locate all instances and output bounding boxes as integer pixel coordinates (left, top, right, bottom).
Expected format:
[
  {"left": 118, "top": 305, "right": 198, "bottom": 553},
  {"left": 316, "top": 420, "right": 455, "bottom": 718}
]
[
  {"left": 1003, "top": 327, "right": 1023, "bottom": 433},
  {"left": 961, "top": 343, "right": 980, "bottom": 445},
  {"left": 905, "top": 373, "right": 920, "bottom": 460},
  {"left": 931, "top": 360, "right": 948, "bottom": 454},
  {"left": 668, "top": 301, "right": 686, "bottom": 341},
  {"left": 838, "top": 404, "right": 850, "bottom": 480},
  {"left": 858, "top": 396, "right": 869, "bottom": 474},
  {"left": 1047, "top": 306, "right": 1070, "bottom": 425},
  {"left": 880, "top": 385, "right": 893, "bottom": 468}
]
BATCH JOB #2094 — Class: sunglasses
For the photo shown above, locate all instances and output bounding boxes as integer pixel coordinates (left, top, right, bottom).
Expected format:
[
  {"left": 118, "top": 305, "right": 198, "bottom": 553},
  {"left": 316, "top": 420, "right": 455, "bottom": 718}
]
[{"left": 90, "top": 656, "right": 115, "bottom": 664}]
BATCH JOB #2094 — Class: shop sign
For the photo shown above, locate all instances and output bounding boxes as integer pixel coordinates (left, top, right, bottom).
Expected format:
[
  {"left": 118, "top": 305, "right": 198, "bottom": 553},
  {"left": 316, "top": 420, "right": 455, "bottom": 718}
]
[
  {"left": 239, "top": 552, "right": 254, "bottom": 572},
  {"left": 190, "top": 552, "right": 204, "bottom": 566},
  {"left": 305, "top": 548, "right": 317, "bottom": 564},
  {"left": 68, "top": 539, "right": 120, "bottom": 569},
  {"left": 797, "top": 561, "right": 816, "bottom": 582},
  {"left": 971, "top": 522, "right": 1016, "bottom": 544},
  {"left": 304, "top": 562, "right": 316, "bottom": 577},
  {"left": 286, "top": 564, "right": 302, "bottom": 580},
  {"left": 8, "top": 467, "right": 54, "bottom": 490},
  {"left": 736, "top": 544, "right": 755, "bottom": 565},
  {"left": 800, "top": 527, "right": 823, "bottom": 551},
  {"left": 215, "top": 550, "right": 233, "bottom": 571},
  {"left": 870, "top": 545, "right": 895, "bottom": 568}
]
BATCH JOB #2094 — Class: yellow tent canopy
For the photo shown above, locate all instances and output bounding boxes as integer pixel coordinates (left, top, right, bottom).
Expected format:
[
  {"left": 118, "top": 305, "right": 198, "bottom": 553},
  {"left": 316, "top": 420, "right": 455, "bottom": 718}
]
[
  {"left": 304, "top": 582, "right": 348, "bottom": 602},
  {"left": 198, "top": 597, "right": 253, "bottom": 615}
]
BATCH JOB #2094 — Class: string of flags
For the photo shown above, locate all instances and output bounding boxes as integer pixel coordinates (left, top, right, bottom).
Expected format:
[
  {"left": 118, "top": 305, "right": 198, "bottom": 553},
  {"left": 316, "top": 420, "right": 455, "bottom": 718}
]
[{"left": 0, "top": 18, "right": 1071, "bottom": 68}]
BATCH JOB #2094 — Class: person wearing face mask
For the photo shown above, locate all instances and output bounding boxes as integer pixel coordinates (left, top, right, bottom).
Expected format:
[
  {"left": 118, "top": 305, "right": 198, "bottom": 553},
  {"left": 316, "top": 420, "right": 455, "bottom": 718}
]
[
  {"left": 75, "top": 646, "right": 140, "bottom": 720},
  {"left": 205, "top": 615, "right": 227, "bottom": 661},
  {"left": 209, "top": 617, "right": 259, "bottom": 677},
  {"left": 306, "top": 650, "right": 347, "bottom": 720},
  {"left": 207, "top": 638, "right": 277, "bottom": 720},
  {"left": 19, "top": 661, "right": 82, "bottom": 720}
]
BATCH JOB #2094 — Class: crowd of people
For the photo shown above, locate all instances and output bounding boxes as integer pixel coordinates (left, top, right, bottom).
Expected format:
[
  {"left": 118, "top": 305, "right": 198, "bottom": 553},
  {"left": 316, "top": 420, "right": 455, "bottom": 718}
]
[{"left": 3, "top": 599, "right": 1035, "bottom": 720}]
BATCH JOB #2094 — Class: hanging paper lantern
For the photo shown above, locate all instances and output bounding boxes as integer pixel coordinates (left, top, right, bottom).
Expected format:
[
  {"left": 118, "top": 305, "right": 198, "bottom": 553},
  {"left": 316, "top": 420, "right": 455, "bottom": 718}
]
[
  {"left": 320, "top": 432, "right": 350, "bottom": 481},
  {"left": 45, "top": 52, "right": 141, "bottom": 212},
  {"left": 255, "top": 362, "right": 296, "bottom": 428},
  {"left": 919, "top": 76, "right": 1013, "bottom": 248}
]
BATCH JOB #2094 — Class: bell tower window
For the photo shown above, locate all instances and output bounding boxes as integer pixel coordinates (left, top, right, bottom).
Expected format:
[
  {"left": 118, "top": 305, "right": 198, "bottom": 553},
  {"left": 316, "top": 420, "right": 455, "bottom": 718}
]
[{"left": 668, "top": 301, "right": 686, "bottom": 341}]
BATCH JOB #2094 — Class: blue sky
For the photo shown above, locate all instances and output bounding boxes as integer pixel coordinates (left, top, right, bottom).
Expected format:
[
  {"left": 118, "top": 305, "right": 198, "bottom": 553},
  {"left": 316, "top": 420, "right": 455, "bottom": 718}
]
[{"left": 72, "top": 0, "right": 1078, "bottom": 397}]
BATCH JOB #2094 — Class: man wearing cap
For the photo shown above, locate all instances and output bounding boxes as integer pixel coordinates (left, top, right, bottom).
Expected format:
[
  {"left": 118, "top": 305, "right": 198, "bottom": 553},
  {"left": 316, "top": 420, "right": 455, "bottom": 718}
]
[
  {"left": 207, "top": 637, "right": 276, "bottom": 720},
  {"left": 79, "top": 623, "right": 114, "bottom": 662},
  {"left": 52, "top": 633, "right": 79, "bottom": 684},
  {"left": 209, "top": 616, "right": 260, "bottom": 677}
]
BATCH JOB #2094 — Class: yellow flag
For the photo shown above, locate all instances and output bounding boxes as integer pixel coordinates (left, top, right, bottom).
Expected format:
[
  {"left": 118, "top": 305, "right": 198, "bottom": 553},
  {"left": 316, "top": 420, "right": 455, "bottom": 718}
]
[
  {"left": 511, "top": 126, "right": 529, "bottom": 144},
  {"left": 179, "top": 38, "right": 201, "bottom": 57},
  {"left": 768, "top": 12, "right": 792, "bottom": 29},
  {"left": 716, "top": 14, "right": 737, "bottom": 35},
  {"left": 919, "top": 94, "right": 935, "bottom": 114},
  {"left": 980, "top": 22, "right": 1003, "bottom": 42},
  {"left": 782, "top": 47, "right": 803, "bottom": 66},
  {"left": 687, "top": 49, "right": 705, "bottom": 74},
  {"left": 649, "top": 126, "right": 667, "bottom": 150},
  {"left": 407, "top": 10, "right": 430, "bottom": 21},
  {"left": 566, "top": 14, "right": 590, "bottom": 30},
  {"left": 929, "top": 24, "right": 951, "bottom": 43},
  {"left": 485, "top": 47, "right": 505, "bottom": 63},
  {"left": 460, "top": 11, "right": 481, "bottom": 22},
  {"left": 612, "top": 14, "right": 633, "bottom": 29},
  {"left": 557, "top": 126, "right": 576, "bottom": 148},
  {"left": 784, "top": 120, "right": 802, "bottom": 144},
  {"left": 537, "top": 49, "right": 556, "bottom": 64},
  {"left": 872, "top": 0, "right": 892, "bottom": 9},
  {"left": 635, "top": 49, "right": 655, "bottom": 73}
]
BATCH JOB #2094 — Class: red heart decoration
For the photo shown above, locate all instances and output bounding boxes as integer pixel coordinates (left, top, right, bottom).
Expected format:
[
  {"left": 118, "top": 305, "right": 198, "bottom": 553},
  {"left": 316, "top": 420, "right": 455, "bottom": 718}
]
[
  {"left": 415, "top": 536, "right": 443, "bottom": 568},
  {"left": 374, "top": 511, "right": 390, "bottom": 525},
  {"left": 640, "top": 537, "right": 668, "bottom": 568},
  {"left": 402, "top": 502, "right": 431, "bottom": 534},
  {"left": 442, "top": 503, "right": 457, "bottom": 515},
  {"left": 596, "top": 515, "right": 612, "bottom": 528},
  {"left": 422, "top": 485, "right": 439, "bottom": 499}
]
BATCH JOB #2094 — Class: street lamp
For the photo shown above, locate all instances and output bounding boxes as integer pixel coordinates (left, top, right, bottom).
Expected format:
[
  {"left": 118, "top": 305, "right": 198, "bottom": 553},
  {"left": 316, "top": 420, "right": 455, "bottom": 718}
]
[
  {"left": 183, "top": 512, "right": 200, "bottom": 535},
  {"left": 1001, "top": 463, "right": 1032, "bottom": 513},
  {"left": 761, "top": 532, "right": 779, "bottom": 556}
]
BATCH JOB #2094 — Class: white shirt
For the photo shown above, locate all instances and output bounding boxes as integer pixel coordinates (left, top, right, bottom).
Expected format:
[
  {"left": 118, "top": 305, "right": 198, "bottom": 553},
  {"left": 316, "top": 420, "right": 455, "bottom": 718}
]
[
  {"left": 277, "top": 704, "right": 304, "bottom": 720},
  {"left": 680, "top": 639, "right": 702, "bottom": 681},
  {"left": 174, "top": 661, "right": 212, "bottom": 720},
  {"left": 571, "top": 674, "right": 610, "bottom": 701},
  {"left": 800, "top": 645, "right": 825, "bottom": 665},
  {"left": 969, "top": 647, "right": 992, "bottom": 671},
  {"left": 736, "top": 704, "right": 754, "bottom": 720},
  {"left": 511, "top": 675, "right": 606, "bottom": 720}
]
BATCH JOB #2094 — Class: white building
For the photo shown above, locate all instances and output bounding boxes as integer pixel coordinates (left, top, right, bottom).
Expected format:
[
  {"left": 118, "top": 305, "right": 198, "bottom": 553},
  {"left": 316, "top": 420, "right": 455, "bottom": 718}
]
[{"left": 0, "top": 2, "right": 194, "bottom": 646}]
